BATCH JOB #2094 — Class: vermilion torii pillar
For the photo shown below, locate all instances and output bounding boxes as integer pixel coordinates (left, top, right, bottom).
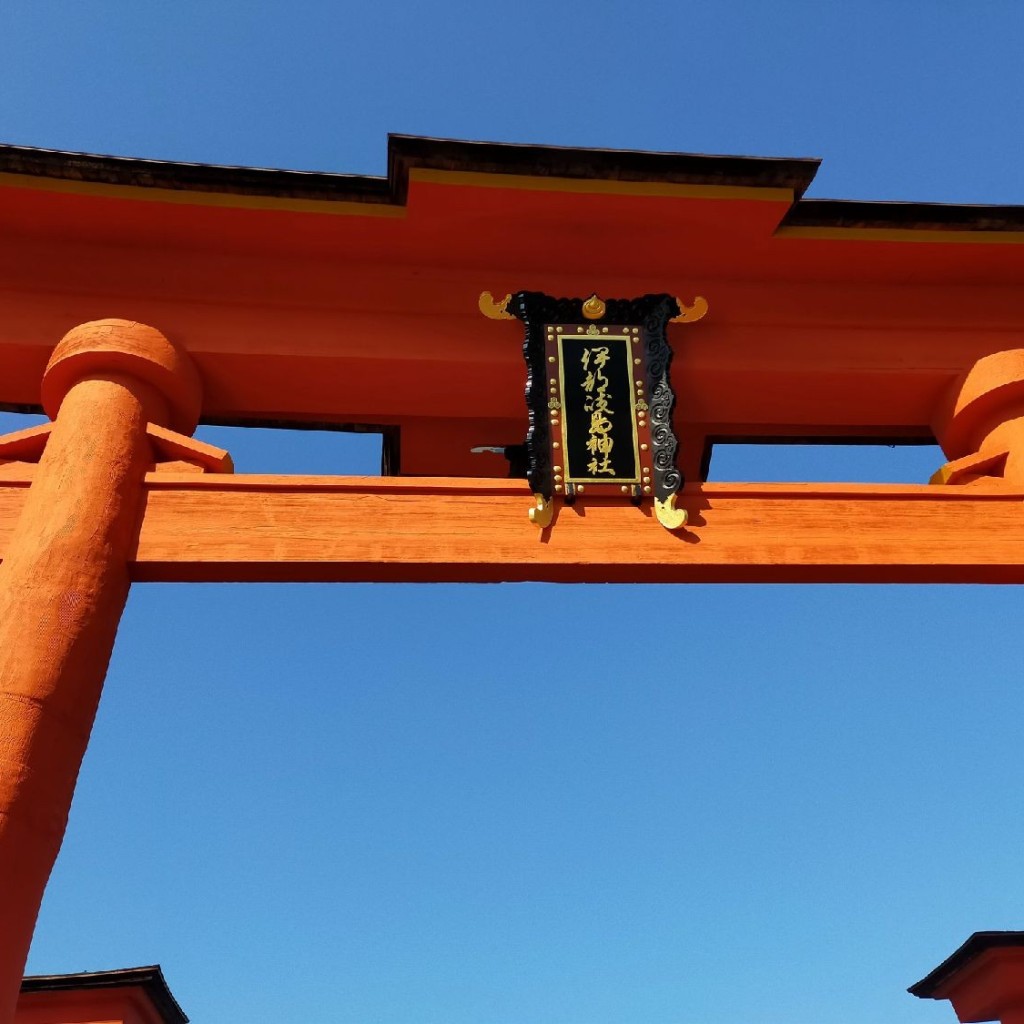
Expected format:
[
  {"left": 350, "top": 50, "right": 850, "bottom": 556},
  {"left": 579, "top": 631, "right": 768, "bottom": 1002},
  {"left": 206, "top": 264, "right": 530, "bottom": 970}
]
[{"left": 0, "top": 320, "right": 201, "bottom": 1024}]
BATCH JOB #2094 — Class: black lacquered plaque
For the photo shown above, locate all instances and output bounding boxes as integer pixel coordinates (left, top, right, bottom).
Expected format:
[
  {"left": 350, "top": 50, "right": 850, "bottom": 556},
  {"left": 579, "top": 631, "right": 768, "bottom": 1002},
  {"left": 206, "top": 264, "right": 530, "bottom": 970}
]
[
  {"left": 556, "top": 330, "right": 640, "bottom": 485},
  {"left": 507, "top": 292, "right": 684, "bottom": 508}
]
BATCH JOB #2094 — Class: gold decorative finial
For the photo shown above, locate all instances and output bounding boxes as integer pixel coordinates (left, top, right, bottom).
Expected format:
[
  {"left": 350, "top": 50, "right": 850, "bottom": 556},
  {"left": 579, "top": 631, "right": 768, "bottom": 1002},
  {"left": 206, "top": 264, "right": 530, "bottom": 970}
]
[
  {"left": 479, "top": 291, "right": 515, "bottom": 320},
  {"left": 671, "top": 296, "right": 708, "bottom": 323},
  {"left": 654, "top": 494, "right": 688, "bottom": 531},
  {"left": 582, "top": 294, "right": 606, "bottom": 320},
  {"left": 529, "top": 493, "right": 553, "bottom": 528}
]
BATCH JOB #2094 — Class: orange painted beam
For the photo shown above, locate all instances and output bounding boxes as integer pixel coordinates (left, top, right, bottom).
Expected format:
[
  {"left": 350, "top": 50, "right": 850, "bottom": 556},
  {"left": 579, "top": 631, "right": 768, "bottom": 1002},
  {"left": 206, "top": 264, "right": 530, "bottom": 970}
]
[{"left": 0, "top": 470, "right": 1020, "bottom": 583}]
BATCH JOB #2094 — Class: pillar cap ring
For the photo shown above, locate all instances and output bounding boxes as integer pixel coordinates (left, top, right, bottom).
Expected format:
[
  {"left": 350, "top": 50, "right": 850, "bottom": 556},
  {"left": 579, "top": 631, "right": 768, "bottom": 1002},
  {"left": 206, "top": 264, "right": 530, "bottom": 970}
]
[{"left": 41, "top": 320, "right": 202, "bottom": 434}]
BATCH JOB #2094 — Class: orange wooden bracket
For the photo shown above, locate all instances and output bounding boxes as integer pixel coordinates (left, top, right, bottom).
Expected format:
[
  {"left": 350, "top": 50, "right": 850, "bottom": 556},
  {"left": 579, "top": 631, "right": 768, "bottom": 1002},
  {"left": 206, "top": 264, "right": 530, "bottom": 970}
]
[
  {"left": 0, "top": 422, "right": 232, "bottom": 474},
  {"left": 930, "top": 449, "right": 1009, "bottom": 485},
  {"left": 145, "top": 423, "right": 233, "bottom": 474},
  {"left": 0, "top": 423, "right": 51, "bottom": 464}
]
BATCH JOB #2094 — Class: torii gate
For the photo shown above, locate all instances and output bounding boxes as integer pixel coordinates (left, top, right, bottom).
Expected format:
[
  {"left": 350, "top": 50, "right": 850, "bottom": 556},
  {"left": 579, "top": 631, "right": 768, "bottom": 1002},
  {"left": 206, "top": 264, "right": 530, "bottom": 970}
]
[{"left": 2, "top": 134, "right": 1024, "bottom": 1023}]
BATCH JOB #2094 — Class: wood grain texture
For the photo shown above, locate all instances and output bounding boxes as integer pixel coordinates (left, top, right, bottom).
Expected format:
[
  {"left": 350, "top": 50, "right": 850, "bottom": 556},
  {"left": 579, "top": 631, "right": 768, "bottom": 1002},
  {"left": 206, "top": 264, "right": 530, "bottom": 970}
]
[{"left": 0, "top": 473, "right": 1019, "bottom": 583}]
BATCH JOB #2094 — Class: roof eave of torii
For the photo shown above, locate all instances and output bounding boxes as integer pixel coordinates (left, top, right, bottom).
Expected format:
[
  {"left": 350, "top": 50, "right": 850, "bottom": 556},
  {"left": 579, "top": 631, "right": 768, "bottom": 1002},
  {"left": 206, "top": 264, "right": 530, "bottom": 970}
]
[
  {"left": 2, "top": 132, "right": 1024, "bottom": 234},
  {"left": 3, "top": 134, "right": 1024, "bottom": 479}
]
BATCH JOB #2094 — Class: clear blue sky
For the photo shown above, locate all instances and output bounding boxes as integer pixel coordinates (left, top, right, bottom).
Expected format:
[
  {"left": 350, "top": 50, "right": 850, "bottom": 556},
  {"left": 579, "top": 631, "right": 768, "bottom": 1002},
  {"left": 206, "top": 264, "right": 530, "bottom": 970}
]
[{"left": 3, "top": 3, "right": 1024, "bottom": 1023}]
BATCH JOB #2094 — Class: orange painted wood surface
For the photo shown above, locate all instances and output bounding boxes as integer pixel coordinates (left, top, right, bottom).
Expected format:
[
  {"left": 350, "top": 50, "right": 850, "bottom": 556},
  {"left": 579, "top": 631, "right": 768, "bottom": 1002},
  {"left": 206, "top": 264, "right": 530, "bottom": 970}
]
[{"left": 0, "top": 471, "right": 1021, "bottom": 583}]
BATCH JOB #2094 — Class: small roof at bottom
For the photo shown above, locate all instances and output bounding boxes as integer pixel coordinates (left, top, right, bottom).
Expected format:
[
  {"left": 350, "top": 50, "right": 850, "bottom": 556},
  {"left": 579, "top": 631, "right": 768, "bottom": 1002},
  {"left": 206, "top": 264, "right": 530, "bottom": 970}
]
[
  {"left": 20, "top": 965, "right": 187, "bottom": 1024},
  {"left": 910, "top": 932, "right": 1024, "bottom": 998}
]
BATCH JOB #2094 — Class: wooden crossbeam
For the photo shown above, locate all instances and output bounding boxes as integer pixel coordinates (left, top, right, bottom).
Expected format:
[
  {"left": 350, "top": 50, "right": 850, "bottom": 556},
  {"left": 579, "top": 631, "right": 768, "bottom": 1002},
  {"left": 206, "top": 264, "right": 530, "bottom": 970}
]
[{"left": 1, "top": 470, "right": 1022, "bottom": 583}]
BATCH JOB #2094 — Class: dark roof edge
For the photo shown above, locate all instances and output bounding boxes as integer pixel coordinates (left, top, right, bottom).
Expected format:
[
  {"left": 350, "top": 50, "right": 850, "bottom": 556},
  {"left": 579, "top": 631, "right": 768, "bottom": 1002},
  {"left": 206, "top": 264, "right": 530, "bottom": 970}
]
[
  {"left": 4, "top": 135, "right": 1024, "bottom": 232},
  {"left": 909, "top": 932, "right": 1024, "bottom": 998},
  {"left": 0, "top": 142, "right": 392, "bottom": 204},
  {"left": 784, "top": 198, "right": 1024, "bottom": 232},
  {"left": 386, "top": 134, "right": 821, "bottom": 200},
  {"left": 21, "top": 965, "right": 188, "bottom": 1024},
  {"left": 0, "top": 133, "right": 820, "bottom": 205}
]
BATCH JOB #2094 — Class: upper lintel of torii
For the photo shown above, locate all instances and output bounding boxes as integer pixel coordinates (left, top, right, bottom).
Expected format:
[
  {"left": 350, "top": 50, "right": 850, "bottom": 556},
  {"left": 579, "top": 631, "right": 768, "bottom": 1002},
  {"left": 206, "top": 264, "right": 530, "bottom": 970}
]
[{"left": 2, "top": 133, "right": 1024, "bottom": 480}]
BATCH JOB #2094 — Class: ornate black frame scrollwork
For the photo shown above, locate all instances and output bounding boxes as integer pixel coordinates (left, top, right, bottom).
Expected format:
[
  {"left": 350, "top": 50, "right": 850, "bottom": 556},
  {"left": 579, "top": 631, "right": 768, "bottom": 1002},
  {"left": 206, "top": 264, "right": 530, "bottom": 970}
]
[{"left": 637, "top": 295, "right": 684, "bottom": 508}]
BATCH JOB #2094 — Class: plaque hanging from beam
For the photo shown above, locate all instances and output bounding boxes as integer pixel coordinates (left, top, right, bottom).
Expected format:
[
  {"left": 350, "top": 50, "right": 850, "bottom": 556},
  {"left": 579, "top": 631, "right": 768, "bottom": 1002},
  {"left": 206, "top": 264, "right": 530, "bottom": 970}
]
[{"left": 480, "top": 290, "right": 707, "bottom": 530}]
